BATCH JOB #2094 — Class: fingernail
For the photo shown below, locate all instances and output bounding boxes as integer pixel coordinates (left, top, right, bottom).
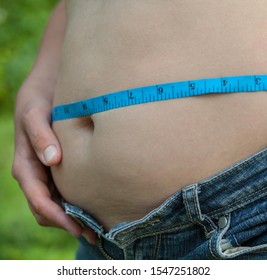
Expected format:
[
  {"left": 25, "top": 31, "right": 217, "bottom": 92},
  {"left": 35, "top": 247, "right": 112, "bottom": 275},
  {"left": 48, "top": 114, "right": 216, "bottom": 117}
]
[{"left": 44, "top": 145, "right": 57, "bottom": 164}]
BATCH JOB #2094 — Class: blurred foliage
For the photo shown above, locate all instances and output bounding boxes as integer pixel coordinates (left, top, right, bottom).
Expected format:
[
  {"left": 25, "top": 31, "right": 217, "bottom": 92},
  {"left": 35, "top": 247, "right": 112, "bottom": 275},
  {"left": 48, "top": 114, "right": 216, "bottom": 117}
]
[
  {"left": 0, "top": 0, "right": 78, "bottom": 259},
  {"left": 0, "top": 0, "right": 57, "bottom": 113}
]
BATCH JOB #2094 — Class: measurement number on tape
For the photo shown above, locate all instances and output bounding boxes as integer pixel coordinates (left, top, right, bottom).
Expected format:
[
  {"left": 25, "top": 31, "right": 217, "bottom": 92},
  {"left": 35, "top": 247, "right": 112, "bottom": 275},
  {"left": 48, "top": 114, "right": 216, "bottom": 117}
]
[{"left": 52, "top": 75, "right": 267, "bottom": 121}]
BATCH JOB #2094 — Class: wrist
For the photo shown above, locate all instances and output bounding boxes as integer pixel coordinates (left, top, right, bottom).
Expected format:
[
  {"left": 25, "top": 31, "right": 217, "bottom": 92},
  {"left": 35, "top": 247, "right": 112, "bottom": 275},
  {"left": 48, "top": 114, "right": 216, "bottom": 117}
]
[
  {"left": 15, "top": 81, "right": 54, "bottom": 119},
  {"left": 19, "top": 71, "right": 56, "bottom": 100}
]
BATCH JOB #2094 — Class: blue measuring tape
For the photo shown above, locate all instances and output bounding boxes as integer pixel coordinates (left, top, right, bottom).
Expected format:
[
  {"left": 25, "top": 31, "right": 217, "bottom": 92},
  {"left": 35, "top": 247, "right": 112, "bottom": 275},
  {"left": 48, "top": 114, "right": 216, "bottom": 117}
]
[{"left": 52, "top": 74, "right": 267, "bottom": 121}]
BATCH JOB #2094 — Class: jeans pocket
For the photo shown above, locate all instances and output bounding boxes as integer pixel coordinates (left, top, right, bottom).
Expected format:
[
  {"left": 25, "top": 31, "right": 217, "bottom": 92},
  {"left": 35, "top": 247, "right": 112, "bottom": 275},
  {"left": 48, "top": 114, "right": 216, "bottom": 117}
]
[{"left": 209, "top": 198, "right": 267, "bottom": 259}]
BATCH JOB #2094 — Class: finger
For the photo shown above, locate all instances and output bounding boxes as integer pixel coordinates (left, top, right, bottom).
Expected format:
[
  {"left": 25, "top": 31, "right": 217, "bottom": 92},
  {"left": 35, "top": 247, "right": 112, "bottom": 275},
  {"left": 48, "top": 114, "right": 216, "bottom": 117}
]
[
  {"left": 28, "top": 196, "right": 83, "bottom": 237},
  {"left": 28, "top": 184, "right": 83, "bottom": 237},
  {"left": 22, "top": 107, "right": 62, "bottom": 166},
  {"left": 70, "top": 216, "right": 97, "bottom": 244},
  {"left": 81, "top": 228, "right": 97, "bottom": 245},
  {"left": 13, "top": 152, "right": 81, "bottom": 237},
  {"left": 32, "top": 208, "right": 97, "bottom": 244}
]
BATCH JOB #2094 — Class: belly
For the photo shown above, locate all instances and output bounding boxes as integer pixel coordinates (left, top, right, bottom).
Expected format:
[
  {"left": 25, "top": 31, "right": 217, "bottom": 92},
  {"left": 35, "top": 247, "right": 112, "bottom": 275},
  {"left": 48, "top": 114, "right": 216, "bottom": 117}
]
[
  {"left": 51, "top": 91, "right": 267, "bottom": 229},
  {"left": 51, "top": 0, "right": 267, "bottom": 230}
]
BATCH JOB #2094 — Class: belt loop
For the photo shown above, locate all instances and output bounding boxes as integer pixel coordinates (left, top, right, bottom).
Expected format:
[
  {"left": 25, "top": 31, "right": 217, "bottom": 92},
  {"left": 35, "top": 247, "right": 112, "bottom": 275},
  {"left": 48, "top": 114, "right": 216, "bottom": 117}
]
[
  {"left": 182, "top": 184, "right": 202, "bottom": 223},
  {"left": 182, "top": 184, "right": 216, "bottom": 238}
]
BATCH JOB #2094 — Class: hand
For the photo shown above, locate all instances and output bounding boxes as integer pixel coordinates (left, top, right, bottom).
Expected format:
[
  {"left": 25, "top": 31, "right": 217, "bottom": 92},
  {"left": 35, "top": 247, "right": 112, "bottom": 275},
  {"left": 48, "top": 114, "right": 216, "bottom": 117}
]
[{"left": 12, "top": 86, "right": 96, "bottom": 244}]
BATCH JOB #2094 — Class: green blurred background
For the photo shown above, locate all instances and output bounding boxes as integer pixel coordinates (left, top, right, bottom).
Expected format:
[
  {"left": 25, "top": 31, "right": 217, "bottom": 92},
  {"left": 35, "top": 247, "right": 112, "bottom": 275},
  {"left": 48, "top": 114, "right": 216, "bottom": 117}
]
[{"left": 0, "top": 0, "right": 78, "bottom": 259}]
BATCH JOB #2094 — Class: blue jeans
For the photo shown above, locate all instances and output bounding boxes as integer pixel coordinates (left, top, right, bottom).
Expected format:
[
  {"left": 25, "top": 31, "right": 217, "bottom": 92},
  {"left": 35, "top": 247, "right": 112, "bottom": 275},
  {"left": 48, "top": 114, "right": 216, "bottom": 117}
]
[{"left": 63, "top": 147, "right": 267, "bottom": 260}]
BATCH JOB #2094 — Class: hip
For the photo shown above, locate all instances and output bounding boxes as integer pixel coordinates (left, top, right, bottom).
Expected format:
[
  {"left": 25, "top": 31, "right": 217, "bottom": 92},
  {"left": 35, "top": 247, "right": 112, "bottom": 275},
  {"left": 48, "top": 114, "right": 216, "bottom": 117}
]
[{"left": 64, "top": 145, "right": 267, "bottom": 259}]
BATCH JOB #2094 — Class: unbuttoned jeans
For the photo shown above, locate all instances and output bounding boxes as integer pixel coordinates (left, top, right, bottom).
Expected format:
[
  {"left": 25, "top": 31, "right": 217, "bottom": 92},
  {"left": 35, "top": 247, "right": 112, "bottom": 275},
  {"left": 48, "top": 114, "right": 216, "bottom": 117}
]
[{"left": 64, "top": 147, "right": 267, "bottom": 260}]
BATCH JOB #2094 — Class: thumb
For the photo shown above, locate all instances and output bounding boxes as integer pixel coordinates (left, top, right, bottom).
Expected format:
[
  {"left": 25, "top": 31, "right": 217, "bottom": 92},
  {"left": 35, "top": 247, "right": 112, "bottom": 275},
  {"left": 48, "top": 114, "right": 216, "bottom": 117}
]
[{"left": 24, "top": 108, "right": 62, "bottom": 166}]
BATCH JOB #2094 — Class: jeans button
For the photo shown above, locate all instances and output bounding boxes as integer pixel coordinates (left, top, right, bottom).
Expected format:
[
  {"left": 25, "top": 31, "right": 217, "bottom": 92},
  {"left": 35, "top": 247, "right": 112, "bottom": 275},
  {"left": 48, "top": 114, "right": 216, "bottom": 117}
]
[{"left": 218, "top": 216, "right": 228, "bottom": 229}]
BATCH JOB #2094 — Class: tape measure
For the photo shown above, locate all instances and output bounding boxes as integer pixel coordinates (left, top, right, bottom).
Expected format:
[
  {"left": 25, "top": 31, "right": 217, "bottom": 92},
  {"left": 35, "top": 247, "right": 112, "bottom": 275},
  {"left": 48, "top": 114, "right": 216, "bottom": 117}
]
[{"left": 52, "top": 74, "right": 267, "bottom": 121}]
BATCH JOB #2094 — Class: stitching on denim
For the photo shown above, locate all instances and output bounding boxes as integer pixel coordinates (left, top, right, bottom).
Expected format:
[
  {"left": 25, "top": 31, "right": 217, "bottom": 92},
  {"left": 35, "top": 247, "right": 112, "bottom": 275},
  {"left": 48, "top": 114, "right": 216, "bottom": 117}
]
[
  {"left": 183, "top": 187, "right": 213, "bottom": 239},
  {"left": 121, "top": 224, "right": 189, "bottom": 247},
  {"left": 65, "top": 208, "right": 104, "bottom": 234},
  {"left": 208, "top": 187, "right": 267, "bottom": 218},
  {"left": 187, "top": 186, "right": 216, "bottom": 237},
  {"left": 114, "top": 217, "right": 190, "bottom": 243},
  {"left": 223, "top": 244, "right": 267, "bottom": 258},
  {"left": 111, "top": 184, "right": 267, "bottom": 247},
  {"left": 211, "top": 216, "right": 267, "bottom": 259},
  {"left": 120, "top": 220, "right": 190, "bottom": 239},
  {"left": 209, "top": 237, "right": 221, "bottom": 260},
  {"left": 232, "top": 234, "right": 240, "bottom": 247},
  {"left": 183, "top": 190, "right": 193, "bottom": 223},
  {"left": 108, "top": 193, "right": 184, "bottom": 238},
  {"left": 193, "top": 187, "right": 200, "bottom": 221},
  {"left": 210, "top": 242, "right": 267, "bottom": 259},
  {"left": 192, "top": 188, "right": 211, "bottom": 236},
  {"left": 157, "top": 234, "right": 162, "bottom": 259},
  {"left": 199, "top": 149, "right": 267, "bottom": 187},
  {"left": 124, "top": 247, "right": 131, "bottom": 260},
  {"left": 153, "top": 234, "right": 161, "bottom": 259},
  {"left": 252, "top": 250, "right": 267, "bottom": 253},
  {"left": 144, "top": 192, "right": 183, "bottom": 222},
  {"left": 118, "top": 186, "right": 209, "bottom": 248},
  {"left": 118, "top": 223, "right": 191, "bottom": 247},
  {"left": 208, "top": 215, "right": 232, "bottom": 260}
]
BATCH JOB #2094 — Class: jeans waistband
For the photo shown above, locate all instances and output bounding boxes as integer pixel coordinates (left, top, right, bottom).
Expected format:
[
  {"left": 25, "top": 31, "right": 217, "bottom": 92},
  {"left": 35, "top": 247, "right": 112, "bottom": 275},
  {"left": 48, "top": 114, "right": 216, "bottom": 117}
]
[{"left": 64, "top": 146, "right": 267, "bottom": 247}]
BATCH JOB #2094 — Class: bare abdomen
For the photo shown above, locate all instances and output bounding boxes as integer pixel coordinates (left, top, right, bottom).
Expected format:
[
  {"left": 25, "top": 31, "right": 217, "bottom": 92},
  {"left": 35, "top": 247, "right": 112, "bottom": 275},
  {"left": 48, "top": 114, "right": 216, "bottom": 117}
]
[
  {"left": 52, "top": 0, "right": 267, "bottom": 230},
  {"left": 51, "top": 90, "right": 267, "bottom": 230}
]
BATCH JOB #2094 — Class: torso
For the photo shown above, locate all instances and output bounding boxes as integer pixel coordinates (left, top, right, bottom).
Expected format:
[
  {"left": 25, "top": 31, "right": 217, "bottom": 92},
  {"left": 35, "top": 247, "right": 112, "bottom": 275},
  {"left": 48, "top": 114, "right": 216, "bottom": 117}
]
[{"left": 52, "top": 0, "right": 267, "bottom": 230}]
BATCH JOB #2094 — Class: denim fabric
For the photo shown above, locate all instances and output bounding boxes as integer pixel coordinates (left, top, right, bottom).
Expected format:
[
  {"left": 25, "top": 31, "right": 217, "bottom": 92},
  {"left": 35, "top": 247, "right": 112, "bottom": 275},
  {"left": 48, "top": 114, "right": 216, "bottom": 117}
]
[{"left": 63, "top": 147, "right": 267, "bottom": 260}]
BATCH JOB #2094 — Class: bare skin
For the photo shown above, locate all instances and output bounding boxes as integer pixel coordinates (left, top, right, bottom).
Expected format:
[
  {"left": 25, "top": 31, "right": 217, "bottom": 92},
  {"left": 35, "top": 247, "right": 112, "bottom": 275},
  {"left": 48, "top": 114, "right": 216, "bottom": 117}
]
[{"left": 50, "top": 0, "right": 267, "bottom": 230}]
